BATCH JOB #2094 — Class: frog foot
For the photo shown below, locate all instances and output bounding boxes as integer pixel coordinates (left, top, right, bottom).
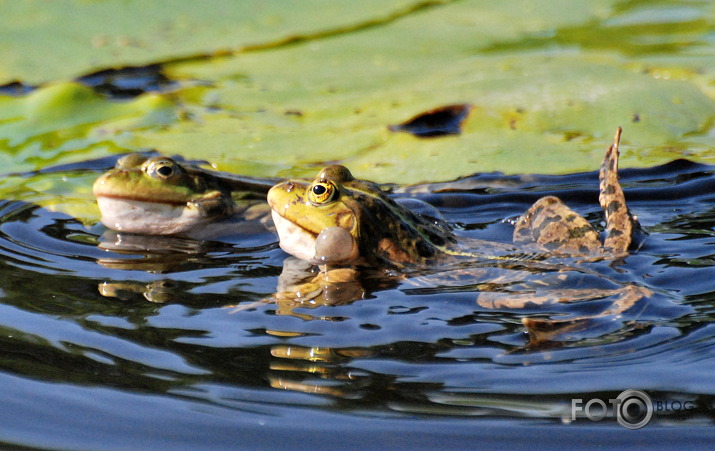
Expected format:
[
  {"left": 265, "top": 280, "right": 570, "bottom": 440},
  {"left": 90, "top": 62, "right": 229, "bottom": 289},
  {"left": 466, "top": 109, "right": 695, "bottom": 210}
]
[
  {"left": 520, "top": 284, "right": 652, "bottom": 344},
  {"left": 599, "top": 127, "right": 638, "bottom": 252},
  {"left": 512, "top": 127, "right": 639, "bottom": 255},
  {"left": 477, "top": 286, "right": 633, "bottom": 309}
]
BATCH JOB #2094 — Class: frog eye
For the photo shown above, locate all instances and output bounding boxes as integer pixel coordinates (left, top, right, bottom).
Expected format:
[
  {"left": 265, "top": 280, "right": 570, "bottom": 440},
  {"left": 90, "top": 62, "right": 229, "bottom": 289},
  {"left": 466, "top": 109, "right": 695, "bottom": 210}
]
[
  {"left": 307, "top": 180, "right": 337, "bottom": 205},
  {"left": 146, "top": 159, "right": 178, "bottom": 180}
]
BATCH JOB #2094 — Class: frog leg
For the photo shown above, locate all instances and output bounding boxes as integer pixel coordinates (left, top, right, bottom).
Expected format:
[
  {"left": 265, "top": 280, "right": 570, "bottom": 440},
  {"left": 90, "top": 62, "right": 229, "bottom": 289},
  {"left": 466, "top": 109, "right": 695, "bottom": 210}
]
[
  {"left": 513, "top": 196, "right": 600, "bottom": 254},
  {"left": 521, "top": 284, "right": 652, "bottom": 344},
  {"left": 513, "top": 127, "right": 639, "bottom": 255},
  {"left": 477, "top": 285, "right": 630, "bottom": 309},
  {"left": 599, "top": 127, "right": 637, "bottom": 252}
]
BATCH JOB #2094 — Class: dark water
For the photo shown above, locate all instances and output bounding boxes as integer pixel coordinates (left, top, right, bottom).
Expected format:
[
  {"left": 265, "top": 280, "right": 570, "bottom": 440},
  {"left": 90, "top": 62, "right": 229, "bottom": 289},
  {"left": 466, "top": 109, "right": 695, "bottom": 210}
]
[{"left": 1, "top": 159, "right": 714, "bottom": 449}]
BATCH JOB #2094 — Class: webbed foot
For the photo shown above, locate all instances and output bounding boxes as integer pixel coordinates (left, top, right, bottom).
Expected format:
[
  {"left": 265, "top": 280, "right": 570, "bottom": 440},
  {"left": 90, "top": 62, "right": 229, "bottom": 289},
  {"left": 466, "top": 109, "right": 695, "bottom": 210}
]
[
  {"left": 513, "top": 127, "right": 640, "bottom": 255},
  {"left": 599, "top": 127, "right": 639, "bottom": 252},
  {"left": 520, "top": 284, "right": 652, "bottom": 345}
]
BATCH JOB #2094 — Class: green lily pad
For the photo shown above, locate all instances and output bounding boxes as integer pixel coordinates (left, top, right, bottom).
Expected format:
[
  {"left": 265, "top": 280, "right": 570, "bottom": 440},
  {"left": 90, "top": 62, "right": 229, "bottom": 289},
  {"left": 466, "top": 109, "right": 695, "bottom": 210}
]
[
  {"left": 0, "top": 0, "right": 449, "bottom": 85},
  {"left": 0, "top": 82, "right": 176, "bottom": 172},
  {"left": 0, "top": 0, "right": 714, "bottom": 194},
  {"left": 128, "top": 0, "right": 715, "bottom": 183}
]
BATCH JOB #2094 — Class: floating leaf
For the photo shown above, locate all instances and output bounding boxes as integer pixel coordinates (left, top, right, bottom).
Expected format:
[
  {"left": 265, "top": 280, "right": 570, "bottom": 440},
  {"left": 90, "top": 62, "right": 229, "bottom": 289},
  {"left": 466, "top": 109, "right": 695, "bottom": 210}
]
[
  {"left": 0, "top": 0, "right": 450, "bottom": 85},
  {"left": 0, "top": 82, "right": 177, "bottom": 173},
  {"left": 0, "top": 0, "right": 714, "bottom": 190}
]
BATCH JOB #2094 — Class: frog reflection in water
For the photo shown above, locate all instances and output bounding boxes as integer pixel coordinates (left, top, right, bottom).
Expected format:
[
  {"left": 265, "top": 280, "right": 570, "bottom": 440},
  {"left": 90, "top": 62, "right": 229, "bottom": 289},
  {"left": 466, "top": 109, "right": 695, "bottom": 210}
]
[{"left": 267, "top": 128, "right": 649, "bottom": 341}]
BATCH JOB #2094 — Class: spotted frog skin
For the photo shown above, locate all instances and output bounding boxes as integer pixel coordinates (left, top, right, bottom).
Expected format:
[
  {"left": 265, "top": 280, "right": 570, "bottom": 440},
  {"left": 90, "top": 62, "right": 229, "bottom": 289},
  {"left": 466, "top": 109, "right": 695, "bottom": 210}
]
[{"left": 268, "top": 128, "right": 637, "bottom": 269}]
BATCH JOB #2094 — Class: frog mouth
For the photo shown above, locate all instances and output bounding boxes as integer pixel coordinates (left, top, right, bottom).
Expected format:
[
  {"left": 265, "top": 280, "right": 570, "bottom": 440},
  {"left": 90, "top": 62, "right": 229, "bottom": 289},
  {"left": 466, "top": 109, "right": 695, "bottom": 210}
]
[{"left": 271, "top": 210, "right": 318, "bottom": 262}]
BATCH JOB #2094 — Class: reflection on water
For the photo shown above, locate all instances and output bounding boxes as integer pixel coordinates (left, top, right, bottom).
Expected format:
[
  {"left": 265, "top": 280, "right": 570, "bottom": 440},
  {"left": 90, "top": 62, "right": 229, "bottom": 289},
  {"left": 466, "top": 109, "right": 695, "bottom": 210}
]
[{"left": 0, "top": 159, "right": 715, "bottom": 447}]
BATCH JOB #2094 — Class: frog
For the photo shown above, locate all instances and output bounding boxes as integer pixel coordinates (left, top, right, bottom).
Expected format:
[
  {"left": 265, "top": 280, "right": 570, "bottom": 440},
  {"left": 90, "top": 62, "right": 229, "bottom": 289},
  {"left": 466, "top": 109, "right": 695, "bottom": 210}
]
[
  {"left": 270, "top": 128, "right": 636, "bottom": 268},
  {"left": 266, "top": 128, "right": 648, "bottom": 342},
  {"left": 93, "top": 153, "right": 280, "bottom": 302},
  {"left": 268, "top": 164, "right": 463, "bottom": 268},
  {"left": 93, "top": 153, "right": 276, "bottom": 236}
]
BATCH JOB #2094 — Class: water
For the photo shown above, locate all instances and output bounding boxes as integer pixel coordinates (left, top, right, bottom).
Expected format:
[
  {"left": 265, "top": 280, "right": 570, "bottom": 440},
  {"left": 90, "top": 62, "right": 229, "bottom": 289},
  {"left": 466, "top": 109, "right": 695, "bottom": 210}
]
[{"left": 0, "top": 157, "right": 713, "bottom": 448}]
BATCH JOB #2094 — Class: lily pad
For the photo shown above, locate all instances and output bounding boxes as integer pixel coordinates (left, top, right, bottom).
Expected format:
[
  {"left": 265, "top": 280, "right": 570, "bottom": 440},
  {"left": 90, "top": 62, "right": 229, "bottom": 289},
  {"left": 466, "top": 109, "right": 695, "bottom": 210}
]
[
  {"left": 0, "top": 82, "right": 176, "bottom": 171},
  {"left": 128, "top": 0, "right": 715, "bottom": 182},
  {"left": 0, "top": 0, "right": 714, "bottom": 190},
  {"left": 0, "top": 0, "right": 450, "bottom": 85}
]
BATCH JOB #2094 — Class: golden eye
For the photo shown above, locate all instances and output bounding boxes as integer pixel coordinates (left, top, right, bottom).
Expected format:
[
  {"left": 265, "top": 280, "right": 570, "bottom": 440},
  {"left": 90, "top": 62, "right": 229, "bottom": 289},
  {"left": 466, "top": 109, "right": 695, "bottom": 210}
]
[
  {"left": 146, "top": 158, "right": 178, "bottom": 180},
  {"left": 307, "top": 180, "right": 337, "bottom": 205}
]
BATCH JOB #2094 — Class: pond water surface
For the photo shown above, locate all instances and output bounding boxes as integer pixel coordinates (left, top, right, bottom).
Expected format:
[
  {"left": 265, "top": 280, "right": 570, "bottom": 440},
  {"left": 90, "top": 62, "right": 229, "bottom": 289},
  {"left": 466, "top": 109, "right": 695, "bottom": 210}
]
[{"left": 0, "top": 156, "right": 714, "bottom": 449}]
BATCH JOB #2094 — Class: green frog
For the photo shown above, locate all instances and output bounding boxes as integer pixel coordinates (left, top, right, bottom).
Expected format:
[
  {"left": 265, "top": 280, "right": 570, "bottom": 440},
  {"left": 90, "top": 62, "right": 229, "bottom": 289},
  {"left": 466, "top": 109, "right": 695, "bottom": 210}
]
[
  {"left": 266, "top": 128, "right": 648, "bottom": 341},
  {"left": 269, "top": 128, "right": 636, "bottom": 269},
  {"left": 93, "top": 153, "right": 276, "bottom": 235},
  {"left": 93, "top": 154, "right": 278, "bottom": 302}
]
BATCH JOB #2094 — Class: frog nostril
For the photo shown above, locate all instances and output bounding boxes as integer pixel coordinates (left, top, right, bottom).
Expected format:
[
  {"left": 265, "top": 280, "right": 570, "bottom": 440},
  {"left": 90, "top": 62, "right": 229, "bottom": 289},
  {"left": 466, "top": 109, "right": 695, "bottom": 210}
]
[{"left": 285, "top": 182, "right": 295, "bottom": 192}]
